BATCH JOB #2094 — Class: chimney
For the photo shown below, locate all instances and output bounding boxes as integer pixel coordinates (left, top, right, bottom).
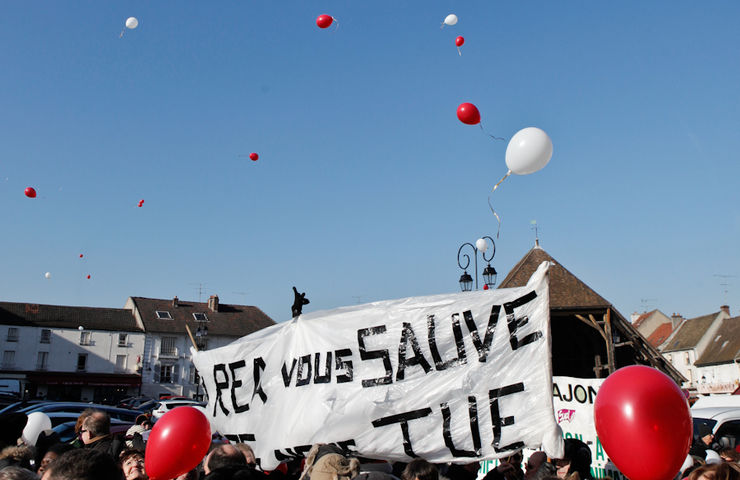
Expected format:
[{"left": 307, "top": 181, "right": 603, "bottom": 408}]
[
  {"left": 721, "top": 305, "right": 730, "bottom": 316},
  {"left": 208, "top": 295, "right": 219, "bottom": 313},
  {"left": 671, "top": 313, "right": 684, "bottom": 329},
  {"left": 172, "top": 296, "right": 179, "bottom": 308}
]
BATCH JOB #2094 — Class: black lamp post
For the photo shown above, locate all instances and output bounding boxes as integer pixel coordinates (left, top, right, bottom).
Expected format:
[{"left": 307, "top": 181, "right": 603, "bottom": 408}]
[{"left": 457, "top": 236, "right": 497, "bottom": 291}]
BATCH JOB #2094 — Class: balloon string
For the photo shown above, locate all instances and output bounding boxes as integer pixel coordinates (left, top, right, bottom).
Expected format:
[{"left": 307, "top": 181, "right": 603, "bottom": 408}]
[
  {"left": 479, "top": 123, "right": 505, "bottom": 141},
  {"left": 488, "top": 195, "right": 502, "bottom": 239},
  {"left": 487, "top": 170, "right": 510, "bottom": 239},
  {"left": 491, "top": 169, "right": 511, "bottom": 193},
  {"left": 457, "top": 47, "right": 462, "bottom": 56},
  {"left": 119, "top": 29, "right": 125, "bottom": 38}
]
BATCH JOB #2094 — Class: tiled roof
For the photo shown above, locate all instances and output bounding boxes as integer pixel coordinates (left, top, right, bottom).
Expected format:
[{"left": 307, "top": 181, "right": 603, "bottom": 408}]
[
  {"left": 498, "top": 246, "right": 611, "bottom": 309},
  {"left": 633, "top": 310, "right": 657, "bottom": 329},
  {"left": 0, "top": 302, "right": 141, "bottom": 332},
  {"left": 662, "top": 313, "right": 719, "bottom": 352},
  {"left": 498, "top": 245, "right": 684, "bottom": 384},
  {"left": 646, "top": 322, "right": 673, "bottom": 348},
  {"left": 128, "top": 297, "right": 274, "bottom": 337},
  {"left": 695, "top": 316, "right": 740, "bottom": 366}
]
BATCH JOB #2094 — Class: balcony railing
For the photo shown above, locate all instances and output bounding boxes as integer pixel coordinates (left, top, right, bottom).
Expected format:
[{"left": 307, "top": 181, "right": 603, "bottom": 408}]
[{"left": 159, "top": 348, "right": 178, "bottom": 358}]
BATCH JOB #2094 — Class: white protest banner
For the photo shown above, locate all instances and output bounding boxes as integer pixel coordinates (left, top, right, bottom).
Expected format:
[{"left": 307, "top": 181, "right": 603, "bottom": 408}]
[
  {"left": 192, "top": 261, "right": 563, "bottom": 469},
  {"left": 478, "top": 377, "right": 616, "bottom": 480}
]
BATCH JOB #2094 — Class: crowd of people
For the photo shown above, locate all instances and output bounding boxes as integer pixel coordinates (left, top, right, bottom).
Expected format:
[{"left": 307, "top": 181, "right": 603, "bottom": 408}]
[{"left": 0, "top": 408, "right": 739, "bottom": 480}]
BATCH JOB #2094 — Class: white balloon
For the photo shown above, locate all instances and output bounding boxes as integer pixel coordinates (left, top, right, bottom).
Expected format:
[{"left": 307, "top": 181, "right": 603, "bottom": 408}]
[
  {"left": 44, "top": 272, "right": 51, "bottom": 279},
  {"left": 444, "top": 14, "right": 458, "bottom": 26},
  {"left": 22, "top": 412, "right": 52, "bottom": 446},
  {"left": 125, "top": 17, "right": 139, "bottom": 29},
  {"left": 505, "top": 127, "right": 553, "bottom": 175},
  {"left": 475, "top": 238, "right": 488, "bottom": 252}
]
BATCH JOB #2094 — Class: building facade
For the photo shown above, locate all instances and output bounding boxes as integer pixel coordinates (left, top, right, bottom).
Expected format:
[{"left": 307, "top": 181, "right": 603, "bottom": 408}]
[
  {"left": 693, "top": 315, "right": 740, "bottom": 395},
  {"left": 125, "top": 295, "right": 274, "bottom": 400},
  {"left": 661, "top": 306, "right": 731, "bottom": 391},
  {"left": 0, "top": 302, "right": 145, "bottom": 403}
]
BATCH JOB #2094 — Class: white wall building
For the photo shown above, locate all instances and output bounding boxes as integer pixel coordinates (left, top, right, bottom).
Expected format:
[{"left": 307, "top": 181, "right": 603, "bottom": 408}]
[
  {"left": 125, "top": 295, "right": 274, "bottom": 400},
  {"left": 0, "top": 302, "right": 145, "bottom": 402},
  {"left": 694, "top": 314, "right": 740, "bottom": 395},
  {"left": 661, "top": 306, "right": 731, "bottom": 391}
]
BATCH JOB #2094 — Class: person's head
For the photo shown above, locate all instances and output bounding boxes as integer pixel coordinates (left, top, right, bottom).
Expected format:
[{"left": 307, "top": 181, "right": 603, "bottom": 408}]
[
  {"left": 525, "top": 452, "right": 548, "bottom": 480},
  {"left": 308, "top": 454, "right": 359, "bottom": 480},
  {"left": 401, "top": 459, "right": 438, "bottom": 480},
  {"left": 119, "top": 450, "right": 146, "bottom": 480},
  {"left": 720, "top": 448, "right": 740, "bottom": 463},
  {"left": 74, "top": 409, "right": 96, "bottom": 435},
  {"left": 0, "top": 446, "right": 34, "bottom": 471},
  {"left": 688, "top": 462, "right": 740, "bottom": 480},
  {"left": 0, "top": 465, "right": 39, "bottom": 480},
  {"left": 204, "top": 445, "right": 246, "bottom": 475},
  {"left": 554, "top": 439, "right": 592, "bottom": 480},
  {"left": 41, "top": 449, "right": 123, "bottom": 480},
  {"left": 504, "top": 451, "right": 523, "bottom": 468},
  {"left": 37, "top": 444, "right": 74, "bottom": 476},
  {"left": 81, "top": 412, "right": 110, "bottom": 445},
  {"left": 234, "top": 444, "right": 256, "bottom": 466}
]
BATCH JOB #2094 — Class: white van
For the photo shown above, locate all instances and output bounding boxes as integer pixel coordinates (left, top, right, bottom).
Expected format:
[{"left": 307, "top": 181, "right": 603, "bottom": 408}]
[{"left": 691, "top": 398, "right": 740, "bottom": 450}]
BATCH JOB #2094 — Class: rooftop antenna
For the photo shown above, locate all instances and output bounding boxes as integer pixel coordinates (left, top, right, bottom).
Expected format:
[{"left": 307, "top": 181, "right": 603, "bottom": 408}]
[
  {"left": 714, "top": 274, "right": 736, "bottom": 304},
  {"left": 189, "top": 283, "right": 207, "bottom": 302},
  {"left": 640, "top": 298, "right": 658, "bottom": 311},
  {"left": 232, "top": 291, "right": 249, "bottom": 303},
  {"left": 530, "top": 220, "right": 540, "bottom": 247}
]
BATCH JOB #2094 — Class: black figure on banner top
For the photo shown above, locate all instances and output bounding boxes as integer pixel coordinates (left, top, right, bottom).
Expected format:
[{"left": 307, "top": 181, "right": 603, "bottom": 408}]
[{"left": 292, "top": 286, "right": 310, "bottom": 318}]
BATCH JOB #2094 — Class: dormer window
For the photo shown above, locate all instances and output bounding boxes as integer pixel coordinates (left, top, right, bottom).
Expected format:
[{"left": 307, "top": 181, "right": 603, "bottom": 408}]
[
  {"left": 193, "top": 313, "right": 208, "bottom": 322},
  {"left": 156, "top": 311, "right": 172, "bottom": 319}
]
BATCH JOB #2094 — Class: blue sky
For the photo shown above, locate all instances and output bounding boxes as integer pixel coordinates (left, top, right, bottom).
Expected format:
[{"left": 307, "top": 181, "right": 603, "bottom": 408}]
[{"left": 1, "top": 1, "right": 738, "bottom": 323}]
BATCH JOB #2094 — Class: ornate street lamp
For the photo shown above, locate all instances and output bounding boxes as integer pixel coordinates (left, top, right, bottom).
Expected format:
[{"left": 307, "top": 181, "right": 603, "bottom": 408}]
[{"left": 457, "top": 236, "right": 497, "bottom": 291}]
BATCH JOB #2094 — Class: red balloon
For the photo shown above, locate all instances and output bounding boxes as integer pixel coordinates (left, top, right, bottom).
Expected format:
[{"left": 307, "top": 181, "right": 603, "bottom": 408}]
[
  {"left": 249, "top": 152, "right": 259, "bottom": 161},
  {"left": 86, "top": 275, "right": 91, "bottom": 279},
  {"left": 79, "top": 254, "right": 84, "bottom": 258},
  {"left": 455, "top": 36, "right": 465, "bottom": 47},
  {"left": 138, "top": 199, "right": 144, "bottom": 207},
  {"left": 456, "top": 103, "right": 480, "bottom": 125},
  {"left": 594, "top": 366, "right": 691, "bottom": 480},
  {"left": 483, "top": 284, "right": 489, "bottom": 290},
  {"left": 24, "top": 187, "right": 36, "bottom": 198},
  {"left": 316, "top": 14, "right": 334, "bottom": 29},
  {"left": 145, "top": 406, "right": 211, "bottom": 480}
]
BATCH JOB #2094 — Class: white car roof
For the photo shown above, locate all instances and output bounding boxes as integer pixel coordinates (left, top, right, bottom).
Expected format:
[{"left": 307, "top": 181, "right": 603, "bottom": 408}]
[{"left": 692, "top": 406, "right": 740, "bottom": 431}]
